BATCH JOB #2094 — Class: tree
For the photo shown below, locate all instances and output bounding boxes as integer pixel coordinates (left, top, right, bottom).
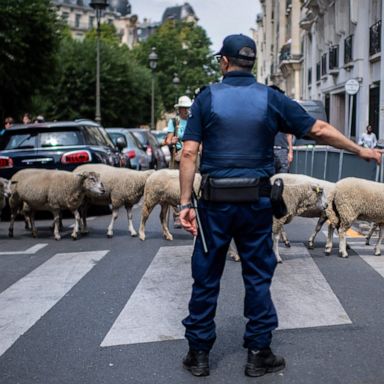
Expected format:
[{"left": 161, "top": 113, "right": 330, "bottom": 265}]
[
  {"left": 133, "top": 21, "right": 219, "bottom": 112},
  {"left": 38, "top": 29, "right": 153, "bottom": 127},
  {"left": 0, "top": 0, "right": 61, "bottom": 121}
]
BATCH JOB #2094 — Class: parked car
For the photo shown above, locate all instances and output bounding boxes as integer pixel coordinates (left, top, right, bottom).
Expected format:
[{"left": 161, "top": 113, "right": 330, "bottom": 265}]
[
  {"left": 106, "top": 128, "right": 151, "bottom": 170},
  {"left": 151, "top": 130, "right": 171, "bottom": 165},
  {"left": 129, "top": 128, "right": 167, "bottom": 169},
  {"left": 0, "top": 120, "right": 128, "bottom": 179}
]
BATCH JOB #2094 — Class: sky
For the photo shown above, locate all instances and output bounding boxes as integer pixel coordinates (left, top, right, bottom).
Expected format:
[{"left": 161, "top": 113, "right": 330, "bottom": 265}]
[{"left": 129, "top": 0, "right": 261, "bottom": 52}]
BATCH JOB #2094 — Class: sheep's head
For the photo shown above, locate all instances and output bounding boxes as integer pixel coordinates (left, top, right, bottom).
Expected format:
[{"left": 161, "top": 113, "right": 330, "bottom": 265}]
[
  {"left": 0, "top": 178, "right": 11, "bottom": 198},
  {"left": 310, "top": 184, "right": 327, "bottom": 211},
  {"left": 77, "top": 171, "right": 105, "bottom": 196}
]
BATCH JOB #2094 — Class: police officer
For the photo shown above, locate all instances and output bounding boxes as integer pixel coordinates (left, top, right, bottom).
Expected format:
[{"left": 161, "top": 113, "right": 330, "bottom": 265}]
[{"left": 178, "top": 34, "right": 381, "bottom": 378}]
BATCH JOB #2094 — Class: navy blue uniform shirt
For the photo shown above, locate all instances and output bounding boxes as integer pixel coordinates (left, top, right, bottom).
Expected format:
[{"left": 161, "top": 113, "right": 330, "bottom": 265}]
[{"left": 183, "top": 71, "right": 316, "bottom": 177}]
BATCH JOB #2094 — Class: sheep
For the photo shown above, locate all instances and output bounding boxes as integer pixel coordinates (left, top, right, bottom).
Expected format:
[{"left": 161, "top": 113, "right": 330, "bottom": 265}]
[
  {"left": 138, "top": 169, "right": 201, "bottom": 241},
  {"left": 0, "top": 177, "right": 11, "bottom": 217},
  {"left": 9, "top": 169, "right": 104, "bottom": 240},
  {"left": 325, "top": 177, "right": 384, "bottom": 258},
  {"left": 271, "top": 181, "right": 327, "bottom": 263},
  {"left": 74, "top": 164, "right": 154, "bottom": 238},
  {"left": 271, "top": 173, "right": 335, "bottom": 250}
]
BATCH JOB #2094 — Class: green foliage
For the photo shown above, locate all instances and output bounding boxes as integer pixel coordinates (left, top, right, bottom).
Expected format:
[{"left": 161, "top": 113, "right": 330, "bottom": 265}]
[
  {"left": 85, "top": 23, "right": 121, "bottom": 46},
  {"left": 39, "top": 33, "right": 153, "bottom": 127},
  {"left": 0, "top": 0, "right": 61, "bottom": 120},
  {"left": 133, "top": 21, "right": 219, "bottom": 112}
]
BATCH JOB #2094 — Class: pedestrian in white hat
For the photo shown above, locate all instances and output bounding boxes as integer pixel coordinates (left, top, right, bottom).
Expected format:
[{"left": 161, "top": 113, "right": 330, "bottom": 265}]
[{"left": 165, "top": 95, "right": 193, "bottom": 170}]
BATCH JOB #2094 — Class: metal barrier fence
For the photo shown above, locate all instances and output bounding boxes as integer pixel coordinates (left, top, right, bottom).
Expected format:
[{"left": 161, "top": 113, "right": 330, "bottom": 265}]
[{"left": 291, "top": 145, "right": 384, "bottom": 182}]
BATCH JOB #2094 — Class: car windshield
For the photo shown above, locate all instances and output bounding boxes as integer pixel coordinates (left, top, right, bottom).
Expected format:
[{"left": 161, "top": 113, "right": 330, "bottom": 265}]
[
  {"left": 40, "top": 131, "right": 81, "bottom": 147},
  {"left": 131, "top": 131, "right": 148, "bottom": 147},
  {"left": 3, "top": 134, "right": 37, "bottom": 150}
]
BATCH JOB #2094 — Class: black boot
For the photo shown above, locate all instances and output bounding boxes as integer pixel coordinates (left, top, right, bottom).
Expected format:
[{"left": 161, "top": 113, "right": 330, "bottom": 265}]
[
  {"left": 183, "top": 350, "right": 210, "bottom": 377},
  {"left": 245, "top": 347, "right": 285, "bottom": 377}
]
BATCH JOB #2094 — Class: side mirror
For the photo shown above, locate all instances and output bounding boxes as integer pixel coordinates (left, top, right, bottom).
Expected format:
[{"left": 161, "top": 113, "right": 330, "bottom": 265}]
[{"left": 115, "top": 136, "right": 127, "bottom": 151}]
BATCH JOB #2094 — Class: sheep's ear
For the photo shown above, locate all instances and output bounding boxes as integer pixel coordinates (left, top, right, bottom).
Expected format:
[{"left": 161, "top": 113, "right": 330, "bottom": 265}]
[
  {"left": 76, "top": 172, "right": 87, "bottom": 179},
  {"left": 312, "top": 185, "right": 323, "bottom": 194}
]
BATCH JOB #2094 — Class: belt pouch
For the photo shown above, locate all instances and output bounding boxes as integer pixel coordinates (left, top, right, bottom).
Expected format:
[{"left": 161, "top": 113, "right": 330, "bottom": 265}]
[{"left": 201, "top": 177, "right": 260, "bottom": 203}]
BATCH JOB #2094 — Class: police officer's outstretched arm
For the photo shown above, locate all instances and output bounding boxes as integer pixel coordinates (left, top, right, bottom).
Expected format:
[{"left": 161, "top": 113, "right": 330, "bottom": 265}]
[
  {"left": 179, "top": 140, "right": 200, "bottom": 236},
  {"left": 308, "top": 120, "right": 382, "bottom": 164}
]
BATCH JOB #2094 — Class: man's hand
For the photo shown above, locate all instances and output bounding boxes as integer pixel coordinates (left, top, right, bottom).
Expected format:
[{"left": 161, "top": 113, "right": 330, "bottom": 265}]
[
  {"left": 171, "top": 136, "right": 179, "bottom": 144},
  {"left": 357, "top": 147, "right": 382, "bottom": 164},
  {"left": 179, "top": 207, "right": 197, "bottom": 236},
  {"left": 288, "top": 150, "right": 293, "bottom": 164}
]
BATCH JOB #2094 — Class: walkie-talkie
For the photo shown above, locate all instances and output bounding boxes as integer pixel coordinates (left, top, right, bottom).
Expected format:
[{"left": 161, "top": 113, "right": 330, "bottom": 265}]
[{"left": 271, "top": 178, "right": 287, "bottom": 219}]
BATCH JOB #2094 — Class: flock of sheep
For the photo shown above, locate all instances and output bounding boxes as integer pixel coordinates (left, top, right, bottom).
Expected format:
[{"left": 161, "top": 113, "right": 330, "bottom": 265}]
[{"left": 0, "top": 166, "right": 383, "bottom": 261}]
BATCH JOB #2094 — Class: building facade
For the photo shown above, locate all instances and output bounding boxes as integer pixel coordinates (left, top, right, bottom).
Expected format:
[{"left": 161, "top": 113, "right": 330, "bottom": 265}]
[{"left": 255, "top": 0, "right": 384, "bottom": 141}]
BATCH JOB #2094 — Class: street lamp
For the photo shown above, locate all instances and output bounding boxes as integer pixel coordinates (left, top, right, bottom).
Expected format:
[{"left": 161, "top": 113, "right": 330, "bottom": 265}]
[
  {"left": 148, "top": 47, "right": 158, "bottom": 129},
  {"left": 172, "top": 72, "right": 180, "bottom": 104},
  {"left": 90, "top": 0, "right": 109, "bottom": 124}
]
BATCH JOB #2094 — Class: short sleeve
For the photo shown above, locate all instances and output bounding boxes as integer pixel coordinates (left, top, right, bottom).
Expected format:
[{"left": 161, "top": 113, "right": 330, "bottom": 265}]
[
  {"left": 183, "top": 88, "right": 209, "bottom": 143},
  {"left": 268, "top": 90, "right": 316, "bottom": 138},
  {"left": 167, "top": 119, "right": 175, "bottom": 134}
]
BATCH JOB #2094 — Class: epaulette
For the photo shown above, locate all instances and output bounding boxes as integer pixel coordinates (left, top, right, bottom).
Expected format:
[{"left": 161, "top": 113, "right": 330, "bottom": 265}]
[{"left": 195, "top": 85, "right": 208, "bottom": 96}]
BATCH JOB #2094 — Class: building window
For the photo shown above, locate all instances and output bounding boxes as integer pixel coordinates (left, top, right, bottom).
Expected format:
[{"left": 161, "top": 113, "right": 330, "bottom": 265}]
[
  {"left": 61, "top": 12, "right": 69, "bottom": 22},
  {"left": 316, "top": 62, "right": 321, "bottom": 81},
  {"left": 369, "top": 85, "right": 380, "bottom": 137},
  {"left": 89, "top": 16, "right": 95, "bottom": 29},
  {"left": 321, "top": 53, "right": 327, "bottom": 76},
  {"left": 329, "top": 45, "right": 339, "bottom": 70},
  {"left": 108, "top": 19, "right": 114, "bottom": 25},
  {"left": 308, "top": 67, "right": 312, "bottom": 86},
  {"left": 369, "top": 20, "right": 381, "bottom": 56},
  {"left": 279, "top": 43, "right": 291, "bottom": 62},
  {"left": 344, "top": 35, "right": 353, "bottom": 64},
  {"left": 75, "top": 14, "right": 81, "bottom": 29}
]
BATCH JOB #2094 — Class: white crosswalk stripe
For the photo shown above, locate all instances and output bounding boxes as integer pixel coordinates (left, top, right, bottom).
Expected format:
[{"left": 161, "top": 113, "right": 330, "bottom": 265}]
[
  {"left": 101, "top": 244, "right": 351, "bottom": 348},
  {"left": 0, "top": 250, "right": 109, "bottom": 357}
]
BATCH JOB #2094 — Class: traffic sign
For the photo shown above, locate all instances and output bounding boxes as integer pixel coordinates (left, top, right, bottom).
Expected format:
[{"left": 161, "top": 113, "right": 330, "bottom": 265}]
[{"left": 345, "top": 79, "right": 360, "bottom": 95}]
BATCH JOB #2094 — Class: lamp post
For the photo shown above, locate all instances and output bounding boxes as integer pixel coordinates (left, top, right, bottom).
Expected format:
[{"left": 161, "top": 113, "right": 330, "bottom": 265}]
[
  {"left": 172, "top": 72, "right": 180, "bottom": 104},
  {"left": 148, "top": 47, "right": 158, "bottom": 129},
  {"left": 90, "top": 0, "right": 109, "bottom": 124}
]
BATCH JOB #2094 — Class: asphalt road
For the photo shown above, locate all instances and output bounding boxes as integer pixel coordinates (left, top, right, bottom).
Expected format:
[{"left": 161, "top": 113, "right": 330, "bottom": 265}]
[{"left": 0, "top": 205, "right": 384, "bottom": 384}]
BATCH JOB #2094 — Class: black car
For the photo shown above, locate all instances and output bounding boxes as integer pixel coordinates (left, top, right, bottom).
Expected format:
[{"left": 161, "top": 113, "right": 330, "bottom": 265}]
[
  {"left": 129, "top": 128, "right": 167, "bottom": 169},
  {"left": 0, "top": 120, "right": 127, "bottom": 179}
]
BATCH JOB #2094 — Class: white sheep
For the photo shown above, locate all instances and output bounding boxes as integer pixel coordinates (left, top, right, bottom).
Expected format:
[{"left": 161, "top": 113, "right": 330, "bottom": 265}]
[
  {"left": 138, "top": 169, "right": 201, "bottom": 241},
  {"left": 0, "top": 177, "right": 11, "bottom": 217},
  {"left": 9, "top": 169, "right": 104, "bottom": 240},
  {"left": 74, "top": 164, "right": 154, "bottom": 238},
  {"left": 325, "top": 177, "right": 384, "bottom": 258},
  {"left": 271, "top": 181, "right": 327, "bottom": 263},
  {"left": 271, "top": 173, "right": 335, "bottom": 250}
]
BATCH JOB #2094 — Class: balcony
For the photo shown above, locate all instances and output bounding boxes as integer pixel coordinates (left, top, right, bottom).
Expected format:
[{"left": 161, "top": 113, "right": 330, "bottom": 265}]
[
  {"left": 279, "top": 42, "right": 302, "bottom": 76},
  {"left": 369, "top": 20, "right": 381, "bottom": 57},
  {"left": 328, "top": 45, "right": 339, "bottom": 76}
]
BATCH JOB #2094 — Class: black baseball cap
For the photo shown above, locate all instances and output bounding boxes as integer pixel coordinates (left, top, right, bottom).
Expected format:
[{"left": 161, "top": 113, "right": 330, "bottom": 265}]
[{"left": 214, "top": 34, "right": 256, "bottom": 61}]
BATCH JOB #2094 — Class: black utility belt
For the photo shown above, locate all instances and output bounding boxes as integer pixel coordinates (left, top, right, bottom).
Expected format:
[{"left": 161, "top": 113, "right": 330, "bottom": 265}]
[{"left": 200, "top": 177, "right": 271, "bottom": 203}]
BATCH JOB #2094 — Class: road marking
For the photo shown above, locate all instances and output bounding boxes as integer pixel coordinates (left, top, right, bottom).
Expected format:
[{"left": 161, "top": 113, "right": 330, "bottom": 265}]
[
  {"left": 273, "top": 244, "right": 351, "bottom": 329},
  {"left": 0, "top": 243, "right": 48, "bottom": 255},
  {"left": 360, "top": 256, "right": 384, "bottom": 278},
  {"left": 0, "top": 250, "right": 109, "bottom": 357},
  {"left": 101, "top": 244, "right": 351, "bottom": 347}
]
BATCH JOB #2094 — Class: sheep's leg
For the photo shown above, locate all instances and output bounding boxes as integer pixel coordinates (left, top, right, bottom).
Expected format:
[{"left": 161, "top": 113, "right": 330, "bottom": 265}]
[
  {"left": 280, "top": 227, "right": 290, "bottom": 248},
  {"left": 308, "top": 215, "right": 327, "bottom": 249},
  {"left": 107, "top": 208, "right": 119, "bottom": 238},
  {"left": 8, "top": 209, "right": 17, "bottom": 238},
  {"left": 160, "top": 203, "right": 173, "bottom": 241},
  {"left": 338, "top": 228, "right": 349, "bottom": 258},
  {"left": 374, "top": 224, "right": 384, "bottom": 256},
  {"left": 125, "top": 204, "right": 137, "bottom": 237},
  {"left": 53, "top": 210, "right": 61, "bottom": 240},
  {"left": 139, "top": 201, "right": 156, "bottom": 241},
  {"left": 70, "top": 210, "right": 81, "bottom": 240},
  {"left": 273, "top": 231, "right": 282, "bottom": 263},
  {"left": 29, "top": 212, "right": 38, "bottom": 238},
  {"left": 325, "top": 225, "right": 334, "bottom": 255},
  {"left": 79, "top": 204, "right": 89, "bottom": 234},
  {"left": 366, "top": 223, "right": 377, "bottom": 246}
]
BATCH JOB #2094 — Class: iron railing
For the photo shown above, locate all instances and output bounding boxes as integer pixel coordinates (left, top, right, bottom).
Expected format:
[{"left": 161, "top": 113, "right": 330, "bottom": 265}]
[{"left": 369, "top": 20, "right": 381, "bottom": 56}]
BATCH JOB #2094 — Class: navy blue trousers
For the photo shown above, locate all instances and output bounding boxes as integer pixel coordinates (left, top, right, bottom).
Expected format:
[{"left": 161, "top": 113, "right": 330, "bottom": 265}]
[{"left": 182, "top": 197, "right": 278, "bottom": 352}]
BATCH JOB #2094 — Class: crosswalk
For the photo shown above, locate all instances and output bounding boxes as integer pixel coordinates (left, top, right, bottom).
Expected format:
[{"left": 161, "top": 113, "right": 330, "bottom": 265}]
[{"left": 1, "top": 238, "right": 384, "bottom": 358}]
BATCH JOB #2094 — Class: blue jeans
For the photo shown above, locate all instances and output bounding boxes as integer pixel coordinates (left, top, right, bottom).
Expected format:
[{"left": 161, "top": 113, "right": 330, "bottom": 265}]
[{"left": 182, "top": 197, "right": 278, "bottom": 352}]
